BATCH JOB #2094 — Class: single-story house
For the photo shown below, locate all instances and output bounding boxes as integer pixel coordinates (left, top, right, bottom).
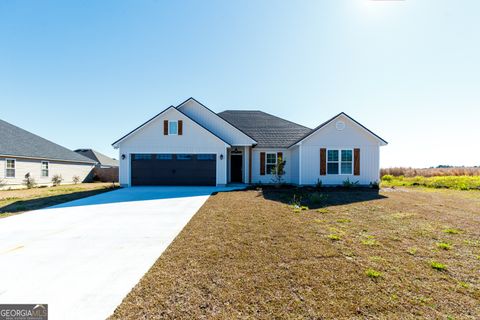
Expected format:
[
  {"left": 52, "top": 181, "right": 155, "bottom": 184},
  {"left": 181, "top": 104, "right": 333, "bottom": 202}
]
[
  {"left": 0, "top": 119, "right": 96, "bottom": 188},
  {"left": 112, "top": 98, "right": 387, "bottom": 187},
  {"left": 74, "top": 149, "right": 119, "bottom": 182}
]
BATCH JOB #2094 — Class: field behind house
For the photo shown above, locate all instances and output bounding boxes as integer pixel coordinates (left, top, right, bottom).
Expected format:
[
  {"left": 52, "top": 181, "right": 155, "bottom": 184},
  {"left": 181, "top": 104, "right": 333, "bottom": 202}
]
[
  {"left": 110, "top": 187, "right": 480, "bottom": 319},
  {"left": 381, "top": 175, "right": 480, "bottom": 191},
  {"left": 381, "top": 167, "right": 480, "bottom": 178}
]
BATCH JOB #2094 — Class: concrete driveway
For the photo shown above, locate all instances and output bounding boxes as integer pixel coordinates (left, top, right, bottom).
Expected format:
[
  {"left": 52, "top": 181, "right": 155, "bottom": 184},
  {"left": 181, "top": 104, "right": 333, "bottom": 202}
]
[{"left": 0, "top": 186, "right": 241, "bottom": 320}]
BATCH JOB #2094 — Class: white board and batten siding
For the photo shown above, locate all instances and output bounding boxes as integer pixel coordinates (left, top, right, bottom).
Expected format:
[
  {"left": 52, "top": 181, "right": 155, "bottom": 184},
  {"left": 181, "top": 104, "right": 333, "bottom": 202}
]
[
  {"left": 251, "top": 148, "right": 292, "bottom": 184},
  {"left": 116, "top": 107, "right": 229, "bottom": 186},
  {"left": 178, "top": 99, "right": 256, "bottom": 146},
  {"left": 298, "top": 114, "right": 381, "bottom": 185}
]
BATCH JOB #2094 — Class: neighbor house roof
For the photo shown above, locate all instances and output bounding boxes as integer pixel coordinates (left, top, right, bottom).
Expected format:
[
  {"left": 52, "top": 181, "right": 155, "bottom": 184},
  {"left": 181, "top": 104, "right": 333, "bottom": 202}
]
[
  {"left": 0, "top": 119, "right": 96, "bottom": 164},
  {"left": 217, "top": 110, "right": 312, "bottom": 148},
  {"left": 74, "top": 149, "right": 119, "bottom": 167}
]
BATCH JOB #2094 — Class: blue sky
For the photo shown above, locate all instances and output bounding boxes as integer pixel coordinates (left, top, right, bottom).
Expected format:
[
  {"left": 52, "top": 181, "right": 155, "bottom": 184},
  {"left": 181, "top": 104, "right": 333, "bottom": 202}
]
[{"left": 1, "top": 0, "right": 478, "bottom": 168}]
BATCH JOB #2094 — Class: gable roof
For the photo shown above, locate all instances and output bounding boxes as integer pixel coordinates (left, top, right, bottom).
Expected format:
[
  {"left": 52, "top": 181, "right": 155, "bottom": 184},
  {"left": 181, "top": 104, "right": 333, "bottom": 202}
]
[
  {"left": 288, "top": 112, "right": 388, "bottom": 147},
  {"left": 0, "top": 119, "right": 96, "bottom": 163},
  {"left": 111, "top": 106, "right": 231, "bottom": 147},
  {"left": 217, "top": 110, "right": 312, "bottom": 148},
  {"left": 74, "top": 149, "right": 119, "bottom": 167},
  {"left": 176, "top": 97, "right": 257, "bottom": 145}
]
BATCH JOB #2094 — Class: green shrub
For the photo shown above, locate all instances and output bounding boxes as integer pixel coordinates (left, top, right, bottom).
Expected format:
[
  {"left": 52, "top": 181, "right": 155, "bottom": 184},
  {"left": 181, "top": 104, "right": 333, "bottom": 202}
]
[
  {"left": 430, "top": 261, "right": 447, "bottom": 271},
  {"left": 365, "top": 268, "right": 382, "bottom": 278},
  {"left": 343, "top": 178, "right": 359, "bottom": 188},
  {"left": 23, "top": 174, "right": 36, "bottom": 189},
  {"left": 436, "top": 242, "right": 453, "bottom": 250},
  {"left": 382, "top": 174, "right": 394, "bottom": 182},
  {"left": 72, "top": 176, "right": 80, "bottom": 184},
  {"left": 51, "top": 174, "right": 63, "bottom": 186},
  {"left": 443, "top": 228, "right": 462, "bottom": 234},
  {"left": 309, "top": 192, "right": 328, "bottom": 205},
  {"left": 327, "top": 234, "right": 341, "bottom": 241}
]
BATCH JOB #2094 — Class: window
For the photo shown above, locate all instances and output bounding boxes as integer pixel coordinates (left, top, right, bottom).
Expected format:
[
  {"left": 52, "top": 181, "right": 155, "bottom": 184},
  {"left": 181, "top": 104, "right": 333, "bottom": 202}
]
[
  {"left": 41, "top": 161, "right": 49, "bottom": 177},
  {"left": 327, "top": 149, "right": 353, "bottom": 175},
  {"left": 156, "top": 154, "right": 173, "bottom": 160},
  {"left": 266, "top": 153, "right": 277, "bottom": 174},
  {"left": 341, "top": 150, "right": 353, "bottom": 174},
  {"left": 168, "top": 121, "right": 178, "bottom": 135},
  {"left": 197, "top": 154, "right": 215, "bottom": 161},
  {"left": 6, "top": 159, "right": 15, "bottom": 178},
  {"left": 327, "top": 150, "right": 339, "bottom": 174},
  {"left": 134, "top": 154, "right": 152, "bottom": 160},
  {"left": 177, "top": 154, "right": 192, "bottom": 160}
]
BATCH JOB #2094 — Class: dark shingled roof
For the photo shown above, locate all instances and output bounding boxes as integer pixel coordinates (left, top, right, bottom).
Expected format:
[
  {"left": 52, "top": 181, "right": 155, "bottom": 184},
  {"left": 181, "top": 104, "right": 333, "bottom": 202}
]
[
  {"left": 74, "top": 149, "right": 119, "bottom": 167},
  {"left": 217, "top": 110, "right": 312, "bottom": 148},
  {"left": 0, "top": 119, "right": 96, "bottom": 163}
]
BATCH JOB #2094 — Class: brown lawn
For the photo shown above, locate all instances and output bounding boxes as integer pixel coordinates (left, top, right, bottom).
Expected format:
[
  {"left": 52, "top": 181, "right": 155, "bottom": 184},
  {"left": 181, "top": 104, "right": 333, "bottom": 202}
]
[
  {"left": 110, "top": 187, "right": 480, "bottom": 320},
  {"left": 0, "top": 182, "right": 118, "bottom": 217}
]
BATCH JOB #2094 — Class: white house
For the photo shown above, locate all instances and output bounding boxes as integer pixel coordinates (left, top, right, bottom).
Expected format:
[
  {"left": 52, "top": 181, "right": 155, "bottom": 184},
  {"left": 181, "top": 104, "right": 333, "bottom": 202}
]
[
  {"left": 0, "top": 119, "right": 96, "bottom": 188},
  {"left": 112, "top": 98, "right": 387, "bottom": 187}
]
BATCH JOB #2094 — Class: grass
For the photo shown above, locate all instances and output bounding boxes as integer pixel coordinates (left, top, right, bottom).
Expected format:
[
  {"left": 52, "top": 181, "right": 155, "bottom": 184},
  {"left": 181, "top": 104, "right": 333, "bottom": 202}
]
[
  {"left": 110, "top": 187, "right": 480, "bottom": 319},
  {"left": 381, "top": 175, "right": 480, "bottom": 190},
  {"left": 365, "top": 268, "right": 382, "bottom": 278},
  {"left": 430, "top": 261, "right": 447, "bottom": 271},
  {"left": 0, "top": 183, "right": 118, "bottom": 217},
  {"left": 436, "top": 242, "right": 453, "bottom": 250}
]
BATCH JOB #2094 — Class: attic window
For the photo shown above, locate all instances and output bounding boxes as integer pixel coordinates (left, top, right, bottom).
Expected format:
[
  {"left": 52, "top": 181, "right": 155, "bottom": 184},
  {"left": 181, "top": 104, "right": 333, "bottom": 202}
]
[{"left": 168, "top": 121, "right": 178, "bottom": 135}]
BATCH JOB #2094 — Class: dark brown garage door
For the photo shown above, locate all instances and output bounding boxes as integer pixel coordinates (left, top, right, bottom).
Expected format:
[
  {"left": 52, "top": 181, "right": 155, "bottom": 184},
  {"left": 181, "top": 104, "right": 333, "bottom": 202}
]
[{"left": 131, "top": 153, "right": 216, "bottom": 186}]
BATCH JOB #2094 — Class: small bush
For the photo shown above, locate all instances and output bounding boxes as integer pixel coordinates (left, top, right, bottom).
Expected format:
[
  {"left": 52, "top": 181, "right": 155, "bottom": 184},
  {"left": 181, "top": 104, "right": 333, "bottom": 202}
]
[
  {"left": 23, "top": 174, "right": 36, "bottom": 189},
  {"left": 369, "top": 181, "right": 380, "bottom": 189},
  {"left": 430, "top": 261, "right": 447, "bottom": 271},
  {"left": 72, "top": 176, "right": 80, "bottom": 184},
  {"left": 51, "top": 174, "right": 63, "bottom": 186},
  {"left": 343, "top": 178, "right": 359, "bottom": 188},
  {"left": 443, "top": 228, "right": 461, "bottom": 234},
  {"left": 327, "top": 234, "right": 341, "bottom": 241},
  {"left": 315, "top": 179, "right": 323, "bottom": 189},
  {"left": 436, "top": 242, "right": 453, "bottom": 250},
  {"left": 382, "top": 174, "right": 394, "bottom": 182},
  {"left": 365, "top": 268, "right": 382, "bottom": 278},
  {"left": 290, "top": 194, "right": 302, "bottom": 208}
]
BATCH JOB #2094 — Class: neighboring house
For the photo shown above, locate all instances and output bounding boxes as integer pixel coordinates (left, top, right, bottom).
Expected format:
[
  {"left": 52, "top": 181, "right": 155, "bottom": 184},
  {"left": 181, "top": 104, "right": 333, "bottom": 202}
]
[
  {"left": 0, "top": 119, "right": 96, "bottom": 188},
  {"left": 74, "top": 149, "right": 119, "bottom": 182},
  {"left": 112, "top": 98, "right": 387, "bottom": 187},
  {"left": 74, "top": 149, "right": 119, "bottom": 168}
]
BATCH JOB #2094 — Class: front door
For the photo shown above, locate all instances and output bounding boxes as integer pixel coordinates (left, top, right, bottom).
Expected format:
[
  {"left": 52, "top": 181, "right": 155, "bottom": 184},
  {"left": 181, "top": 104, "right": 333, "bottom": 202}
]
[{"left": 230, "top": 154, "right": 243, "bottom": 183}]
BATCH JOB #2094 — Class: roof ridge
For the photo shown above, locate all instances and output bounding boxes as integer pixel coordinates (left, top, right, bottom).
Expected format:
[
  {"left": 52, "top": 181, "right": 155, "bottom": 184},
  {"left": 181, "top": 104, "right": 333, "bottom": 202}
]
[{"left": 219, "top": 110, "right": 312, "bottom": 130}]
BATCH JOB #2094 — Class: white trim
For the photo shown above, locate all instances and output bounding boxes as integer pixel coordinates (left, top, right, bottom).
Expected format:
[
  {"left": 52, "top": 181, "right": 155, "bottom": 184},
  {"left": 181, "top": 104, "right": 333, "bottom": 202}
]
[
  {"left": 176, "top": 98, "right": 257, "bottom": 144},
  {"left": 41, "top": 161, "right": 49, "bottom": 177},
  {"left": 326, "top": 148, "right": 354, "bottom": 176},
  {"left": 289, "top": 113, "right": 387, "bottom": 148},
  {"left": 298, "top": 144, "right": 302, "bottom": 185},
  {"left": 5, "top": 158, "right": 16, "bottom": 178}
]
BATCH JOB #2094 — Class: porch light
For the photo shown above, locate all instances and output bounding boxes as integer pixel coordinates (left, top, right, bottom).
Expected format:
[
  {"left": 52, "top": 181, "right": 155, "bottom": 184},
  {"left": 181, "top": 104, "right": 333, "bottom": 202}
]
[
  {"left": 220, "top": 154, "right": 224, "bottom": 160},
  {"left": 121, "top": 154, "right": 126, "bottom": 160}
]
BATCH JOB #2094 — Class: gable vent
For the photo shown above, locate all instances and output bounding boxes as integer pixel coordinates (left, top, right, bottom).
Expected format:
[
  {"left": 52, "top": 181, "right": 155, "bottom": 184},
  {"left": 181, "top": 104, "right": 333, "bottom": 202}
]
[{"left": 335, "top": 121, "right": 345, "bottom": 131}]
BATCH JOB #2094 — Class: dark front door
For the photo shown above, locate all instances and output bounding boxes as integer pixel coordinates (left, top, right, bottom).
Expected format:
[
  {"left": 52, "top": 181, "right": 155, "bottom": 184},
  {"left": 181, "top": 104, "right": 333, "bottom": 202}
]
[
  {"left": 131, "top": 153, "right": 216, "bottom": 186},
  {"left": 230, "top": 154, "right": 243, "bottom": 183}
]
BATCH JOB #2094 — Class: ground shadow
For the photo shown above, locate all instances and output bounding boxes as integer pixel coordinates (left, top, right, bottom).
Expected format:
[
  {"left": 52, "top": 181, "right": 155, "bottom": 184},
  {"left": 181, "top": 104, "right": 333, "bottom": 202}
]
[
  {"left": 260, "top": 186, "right": 387, "bottom": 209},
  {"left": 0, "top": 188, "right": 117, "bottom": 215}
]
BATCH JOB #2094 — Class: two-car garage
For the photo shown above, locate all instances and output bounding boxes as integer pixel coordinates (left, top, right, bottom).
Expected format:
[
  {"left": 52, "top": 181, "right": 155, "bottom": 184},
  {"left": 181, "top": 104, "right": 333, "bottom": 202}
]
[{"left": 130, "top": 153, "right": 217, "bottom": 186}]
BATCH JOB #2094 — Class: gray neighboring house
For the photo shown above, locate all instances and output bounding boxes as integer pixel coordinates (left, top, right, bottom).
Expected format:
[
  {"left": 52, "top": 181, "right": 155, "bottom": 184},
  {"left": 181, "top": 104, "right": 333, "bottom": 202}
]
[
  {"left": 0, "top": 119, "right": 96, "bottom": 188},
  {"left": 74, "top": 149, "right": 119, "bottom": 182}
]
